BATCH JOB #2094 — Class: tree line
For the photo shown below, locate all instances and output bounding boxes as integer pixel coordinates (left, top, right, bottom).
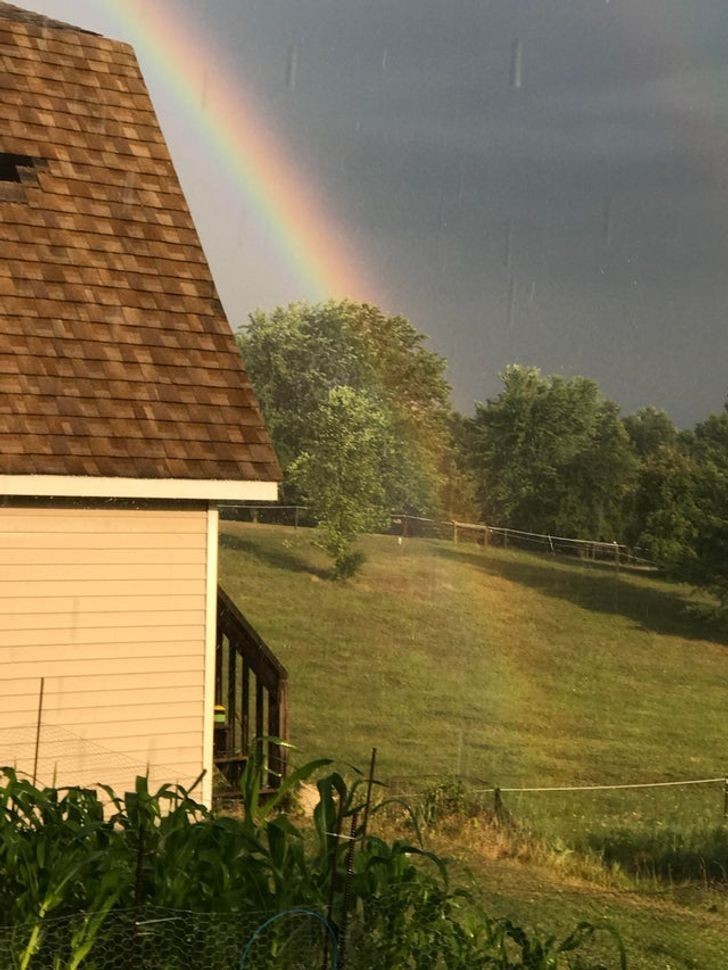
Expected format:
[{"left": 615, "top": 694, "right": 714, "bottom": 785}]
[{"left": 237, "top": 300, "right": 727, "bottom": 614}]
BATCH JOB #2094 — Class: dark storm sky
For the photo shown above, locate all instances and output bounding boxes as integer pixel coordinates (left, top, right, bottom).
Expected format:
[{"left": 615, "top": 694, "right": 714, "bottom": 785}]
[{"left": 22, "top": 0, "right": 728, "bottom": 425}]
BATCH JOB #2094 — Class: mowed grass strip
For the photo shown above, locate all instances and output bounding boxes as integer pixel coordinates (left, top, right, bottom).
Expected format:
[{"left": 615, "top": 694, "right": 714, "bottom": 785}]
[{"left": 219, "top": 522, "right": 728, "bottom": 790}]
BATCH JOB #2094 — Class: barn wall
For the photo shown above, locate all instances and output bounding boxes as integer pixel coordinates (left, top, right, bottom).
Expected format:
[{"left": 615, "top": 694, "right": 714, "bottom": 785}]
[{"left": 0, "top": 504, "right": 213, "bottom": 800}]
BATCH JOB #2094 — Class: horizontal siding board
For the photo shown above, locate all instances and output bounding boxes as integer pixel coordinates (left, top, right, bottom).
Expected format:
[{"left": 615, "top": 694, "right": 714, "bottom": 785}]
[
  {"left": 0, "top": 514, "right": 206, "bottom": 533},
  {"left": 0, "top": 610, "right": 205, "bottom": 631},
  {"left": 0, "top": 579, "right": 204, "bottom": 597},
  {"left": 0, "top": 532, "right": 206, "bottom": 550},
  {"left": 3, "top": 655, "right": 203, "bottom": 680},
  {"left": 1, "top": 672, "right": 203, "bottom": 698},
  {"left": 0, "top": 563, "right": 206, "bottom": 581},
  {"left": 5, "top": 548, "right": 206, "bottom": 565},
  {"left": 0, "top": 628, "right": 204, "bottom": 649},
  {"left": 4, "top": 594, "right": 206, "bottom": 614},
  {"left": 54, "top": 723, "right": 205, "bottom": 744},
  {"left": 0, "top": 507, "right": 206, "bottom": 520},
  {"left": 0, "top": 701, "right": 203, "bottom": 729}
]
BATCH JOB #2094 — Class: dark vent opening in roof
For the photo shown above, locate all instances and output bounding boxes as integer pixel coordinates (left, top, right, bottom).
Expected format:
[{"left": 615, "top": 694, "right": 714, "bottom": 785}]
[{"left": 0, "top": 153, "right": 34, "bottom": 183}]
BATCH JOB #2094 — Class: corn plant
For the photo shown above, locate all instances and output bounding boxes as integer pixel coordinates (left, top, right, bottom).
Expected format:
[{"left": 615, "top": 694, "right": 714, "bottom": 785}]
[{"left": 0, "top": 760, "right": 628, "bottom": 968}]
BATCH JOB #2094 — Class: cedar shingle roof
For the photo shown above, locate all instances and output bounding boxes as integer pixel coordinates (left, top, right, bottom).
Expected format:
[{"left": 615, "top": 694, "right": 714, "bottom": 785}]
[{"left": 0, "top": 4, "right": 281, "bottom": 482}]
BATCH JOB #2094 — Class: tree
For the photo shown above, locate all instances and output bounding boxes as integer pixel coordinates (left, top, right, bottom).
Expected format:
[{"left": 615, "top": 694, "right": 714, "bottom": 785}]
[
  {"left": 679, "top": 408, "right": 728, "bottom": 613},
  {"left": 627, "top": 405, "right": 728, "bottom": 619},
  {"left": 628, "top": 444, "right": 700, "bottom": 563},
  {"left": 237, "top": 300, "right": 454, "bottom": 514},
  {"left": 289, "top": 386, "right": 391, "bottom": 578},
  {"left": 467, "top": 365, "right": 637, "bottom": 539},
  {"left": 623, "top": 407, "right": 677, "bottom": 460}
]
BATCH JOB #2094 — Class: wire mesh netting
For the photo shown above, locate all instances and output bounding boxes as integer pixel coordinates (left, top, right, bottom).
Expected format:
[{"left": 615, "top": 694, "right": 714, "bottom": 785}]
[
  {"left": 0, "top": 907, "right": 336, "bottom": 970},
  {"left": 2, "top": 894, "right": 725, "bottom": 969}
]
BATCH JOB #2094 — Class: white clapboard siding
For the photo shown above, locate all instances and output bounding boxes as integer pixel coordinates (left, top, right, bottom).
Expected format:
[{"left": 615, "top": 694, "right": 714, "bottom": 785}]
[{"left": 0, "top": 505, "right": 211, "bottom": 796}]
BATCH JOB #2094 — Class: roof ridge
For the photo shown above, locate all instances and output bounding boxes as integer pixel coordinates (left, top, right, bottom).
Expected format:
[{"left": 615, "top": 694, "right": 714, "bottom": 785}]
[{"left": 0, "top": 2, "right": 99, "bottom": 35}]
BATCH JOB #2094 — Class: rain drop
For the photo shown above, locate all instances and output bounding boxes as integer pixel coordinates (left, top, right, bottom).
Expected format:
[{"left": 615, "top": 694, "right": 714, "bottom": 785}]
[
  {"left": 506, "top": 277, "right": 516, "bottom": 329},
  {"left": 286, "top": 43, "right": 299, "bottom": 89},
  {"left": 510, "top": 39, "right": 523, "bottom": 89},
  {"left": 438, "top": 192, "right": 447, "bottom": 230},
  {"left": 602, "top": 195, "right": 613, "bottom": 250},
  {"left": 503, "top": 219, "right": 514, "bottom": 269}
]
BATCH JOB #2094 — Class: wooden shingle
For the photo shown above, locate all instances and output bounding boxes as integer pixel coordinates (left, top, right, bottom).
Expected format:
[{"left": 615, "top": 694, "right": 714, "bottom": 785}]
[{"left": 0, "top": 3, "right": 281, "bottom": 483}]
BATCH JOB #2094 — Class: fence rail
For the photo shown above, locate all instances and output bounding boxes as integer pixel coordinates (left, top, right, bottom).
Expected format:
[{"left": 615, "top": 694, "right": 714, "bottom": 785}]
[{"left": 220, "top": 505, "right": 658, "bottom": 569}]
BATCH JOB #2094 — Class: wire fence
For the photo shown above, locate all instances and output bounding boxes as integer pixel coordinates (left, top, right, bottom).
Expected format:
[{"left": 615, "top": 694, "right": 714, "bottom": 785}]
[
  {"left": 385, "top": 771, "right": 728, "bottom": 833},
  {"left": 2, "top": 890, "right": 726, "bottom": 969},
  {"left": 0, "top": 907, "right": 333, "bottom": 970},
  {"left": 219, "top": 505, "right": 658, "bottom": 570}
]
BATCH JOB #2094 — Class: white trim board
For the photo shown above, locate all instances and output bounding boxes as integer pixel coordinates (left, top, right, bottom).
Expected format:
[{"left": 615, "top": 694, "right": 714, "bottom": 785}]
[
  {"left": 201, "top": 503, "right": 219, "bottom": 808},
  {"left": 0, "top": 477, "right": 278, "bottom": 502}
]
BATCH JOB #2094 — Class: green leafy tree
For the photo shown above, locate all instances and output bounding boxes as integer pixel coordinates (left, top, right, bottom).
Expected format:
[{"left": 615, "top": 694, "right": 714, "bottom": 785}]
[
  {"left": 289, "top": 386, "right": 391, "bottom": 577},
  {"left": 627, "top": 405, "right": 728, "bottom": 619},
  {"left": 628, "top": 444, "right": 700, "bottom": 563},
  {"left": 623, "top": 406, "right": 678, "bottom": 460},
  {"left": 681, "top": 409, "right": 728, "bottom": 613},
  {"left": 467, "top": 365, "right": 637, "bottom": 539},
  {"left": 238, "top": 301, "right": 453, "bottom": 514}
]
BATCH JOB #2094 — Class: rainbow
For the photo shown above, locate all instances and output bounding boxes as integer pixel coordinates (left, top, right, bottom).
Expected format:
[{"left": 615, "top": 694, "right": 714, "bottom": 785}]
[{"left": 105, "top": 0, "right": 376, "bottom": 303}]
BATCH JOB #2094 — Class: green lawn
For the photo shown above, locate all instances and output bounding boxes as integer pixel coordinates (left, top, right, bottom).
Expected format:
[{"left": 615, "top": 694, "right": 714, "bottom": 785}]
[
  {"left": 219, "top": 523, "right": 728, "bottom": 788},
  {"left": 219, "top": 522, "right": 728, "bottom": 968}
]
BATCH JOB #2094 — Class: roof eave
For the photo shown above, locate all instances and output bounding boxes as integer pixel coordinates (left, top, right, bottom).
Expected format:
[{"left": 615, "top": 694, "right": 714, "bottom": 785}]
[{"left": 0, "top": 476, "right": 278, "bottom": 502}]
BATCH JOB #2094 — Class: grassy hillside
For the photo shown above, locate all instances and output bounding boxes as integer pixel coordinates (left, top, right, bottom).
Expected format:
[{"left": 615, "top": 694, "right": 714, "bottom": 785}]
[
  {"left": 219, "top": 522, "right": 728, "bottom": 968},
  {"left": 220, "top": 523, "right": 727, "bottom": 790}
]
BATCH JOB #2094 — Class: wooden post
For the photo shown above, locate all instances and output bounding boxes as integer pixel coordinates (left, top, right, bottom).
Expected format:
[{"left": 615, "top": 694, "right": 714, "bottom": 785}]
[
  {"left": 723, "top": 778, "right": 728, "bottom": 819},
  {"left": 453, "top": 522, "right": 459, "bottom": 544},
  {"left": 294, "top": 505, "right": 300, "bottom": 530},
  {"left": 494, "top": 787, "right": 504, "bottom": 824},
  {"left": 267, "top": 682, "right": 288, "bottom": 788}
]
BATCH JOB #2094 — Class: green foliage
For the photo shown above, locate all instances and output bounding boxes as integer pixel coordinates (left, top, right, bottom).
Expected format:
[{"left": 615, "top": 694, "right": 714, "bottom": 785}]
[
  {"left": 626, "top": 406, "right": 728, "bottom": 618},
  {"left": 626, "top": 444, "right": 700, "bottom": 562},
  {"left": 467, "top": 366, "right": 636, "bottom": 539},
  {"left": 622, "top": 407, "right": 677, "bottom": 461},
  {"left": 679, "top": 409, "right": 728, "bottom": 614},
  {"left": 237, "top": 300, "right": 454, "bottom": 515},
  {"left": 0, "top": 760, "right": 624, "bottom": 969},
  {"left": 289, "top": 386, "right": 392, "bottom": 577}
]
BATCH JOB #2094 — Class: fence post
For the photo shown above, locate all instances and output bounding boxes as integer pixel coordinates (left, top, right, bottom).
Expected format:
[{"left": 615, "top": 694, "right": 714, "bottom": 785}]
[
  {"left": 453, "top": 522, "right": 459, "bottom": 544},
  {"left": 723, "top": 778, "right": 728, "bottom": 819}
]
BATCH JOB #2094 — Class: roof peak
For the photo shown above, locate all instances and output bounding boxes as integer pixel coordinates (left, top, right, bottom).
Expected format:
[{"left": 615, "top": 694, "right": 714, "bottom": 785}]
[{"left": 0, "top": 2, "right": 98, "bottom": 35}]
